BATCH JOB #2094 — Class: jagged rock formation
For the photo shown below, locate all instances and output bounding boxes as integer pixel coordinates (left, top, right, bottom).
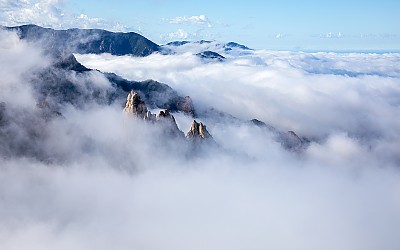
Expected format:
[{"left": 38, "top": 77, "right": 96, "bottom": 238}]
[
  {"left": 123, "top": 91, "right": 212, "bottom": 141},
  {"left": 123, "top": 91, "right": 148, "bottom": 117},
  {"left": 186, "top": 120, "right": 212, "bottom": 140},
  {"left": 6, "top": 24, "right": 160, "bottom": 56},
  {"left": 123, "top": 91, "right": 183, "bottom": 136}
]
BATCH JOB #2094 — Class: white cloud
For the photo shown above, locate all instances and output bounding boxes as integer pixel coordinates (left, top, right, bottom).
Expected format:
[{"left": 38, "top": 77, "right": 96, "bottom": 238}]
[
  {"left": 168, "top": 14, "right": 208, "bottom": 24},
  {"left": 0, "top": 29, "right": 50, "bottom": 108},
  {"left": 165, "top": 14, "right": 213, "bottom": 30},
  {"left": 325, "top": 32, "right": 343, "bottom": 38},
  {"left": 0, "top": 0, "right": 126, "bottom": 31},
  {"left": 162, "top": 28, "right": 189, "bottom": 40}
]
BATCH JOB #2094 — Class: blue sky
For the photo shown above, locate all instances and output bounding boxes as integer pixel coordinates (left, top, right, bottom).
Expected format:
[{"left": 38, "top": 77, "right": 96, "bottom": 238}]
[{"left": 1, "top": 0, "right": 399, "bottom": 51}]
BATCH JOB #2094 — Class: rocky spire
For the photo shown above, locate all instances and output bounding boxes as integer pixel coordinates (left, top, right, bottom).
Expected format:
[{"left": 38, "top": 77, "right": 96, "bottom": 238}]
[
  {"left": 123, "top": 90, "right": 148, "bottom": 118},
  {"left": 186, "top": 120, "right": 212, "bottom": 140}
]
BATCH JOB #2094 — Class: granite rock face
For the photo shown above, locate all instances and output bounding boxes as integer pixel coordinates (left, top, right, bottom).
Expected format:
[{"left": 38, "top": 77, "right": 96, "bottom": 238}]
[
  {"left": 186, "top": 120, "right": 212, "bottom": 140},
  {"left": 123, "top": 91, "right": 148, "bottom": 118}
]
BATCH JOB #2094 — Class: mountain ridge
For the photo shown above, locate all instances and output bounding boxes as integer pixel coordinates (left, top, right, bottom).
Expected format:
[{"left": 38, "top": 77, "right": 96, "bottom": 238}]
[{"left": 4, "top": 24, "right": 160, "bottom": 56}]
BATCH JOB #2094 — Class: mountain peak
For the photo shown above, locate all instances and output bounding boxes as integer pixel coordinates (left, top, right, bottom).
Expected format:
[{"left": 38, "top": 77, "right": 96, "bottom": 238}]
[
  {"left": 186, "top": 120, "right": 212, "bottom": 140},
  {"left": 123, "top": 90, "right": 148, "bottom": 117}
]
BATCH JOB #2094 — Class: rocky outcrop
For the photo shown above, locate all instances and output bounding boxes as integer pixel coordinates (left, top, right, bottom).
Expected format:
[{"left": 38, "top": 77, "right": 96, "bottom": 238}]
[
  {"left": 123, "top": 91, "right": 183, "bottom": 137},
  {"left": 123, "top": 91, "right": 148, "bottom": 118},
  {"left": 186, "top": 120, "right": 212, "bottom": 140},
  {"left": 123, "top": 91, "right": 212, "bottom": 141}
]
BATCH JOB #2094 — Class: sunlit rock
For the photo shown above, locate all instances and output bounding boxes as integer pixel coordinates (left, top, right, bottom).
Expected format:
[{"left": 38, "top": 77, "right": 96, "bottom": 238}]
[
  {"left": 123, "top": 90, "right": 148, "bottom": 118},
  {"left": 186, "top": 120, "right": 212, "bottom": 140}
]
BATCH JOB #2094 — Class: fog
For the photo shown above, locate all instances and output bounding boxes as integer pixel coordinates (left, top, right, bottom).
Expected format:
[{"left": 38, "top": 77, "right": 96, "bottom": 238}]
[{"left": 1, "top": 29, "right": 400, "bottom": 250}]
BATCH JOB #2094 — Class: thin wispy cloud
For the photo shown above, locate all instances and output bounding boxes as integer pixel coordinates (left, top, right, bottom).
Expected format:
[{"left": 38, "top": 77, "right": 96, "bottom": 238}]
[
  {"left": 168, "top": 14, "right": 208, "bottom": 24},
  {"left": 162, "top": 28, "right": 189, "bottom": 40},
  {"left": 325, "top": 32, "right": 343, "bottom": 38},
  {"left": 165, "top": 14, "right": 213, "bottom": 29}
]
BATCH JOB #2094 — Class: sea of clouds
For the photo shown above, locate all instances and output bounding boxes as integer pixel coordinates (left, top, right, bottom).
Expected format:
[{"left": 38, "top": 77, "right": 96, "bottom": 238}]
[{"left": 1, "top": 29, "right": 400, "bottom": 250}]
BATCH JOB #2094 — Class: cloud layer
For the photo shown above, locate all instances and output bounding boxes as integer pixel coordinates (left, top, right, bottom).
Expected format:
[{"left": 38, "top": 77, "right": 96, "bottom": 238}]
[
  {"left": 1, "top": 30, "right": 400, "bottom": 250},
  {"left": 76, "top": 49, "right": 400, "bottom": 139}
]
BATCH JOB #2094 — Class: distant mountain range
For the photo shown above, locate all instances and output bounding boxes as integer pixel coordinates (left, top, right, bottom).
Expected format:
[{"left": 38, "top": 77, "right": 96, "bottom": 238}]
[
  {"left": 3, "top": 25, "right": 252, "bottom": 60},
  {"left": 4, "top": 24, "right": 160, "bottom": 56},
  {"left": 162, "top": 39, "right": 253, "bottom": 60},
  {"left": 165, "top": 40, "right": 252, "bottom": 51}
]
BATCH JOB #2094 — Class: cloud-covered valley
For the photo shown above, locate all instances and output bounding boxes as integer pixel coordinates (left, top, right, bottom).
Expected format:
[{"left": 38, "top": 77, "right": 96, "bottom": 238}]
[
  {"left": 76, "top": 48, "right": 400, "bottom": 145},
  {"left": 1, "top": 28, "right": 400, "bottom": 250}
]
